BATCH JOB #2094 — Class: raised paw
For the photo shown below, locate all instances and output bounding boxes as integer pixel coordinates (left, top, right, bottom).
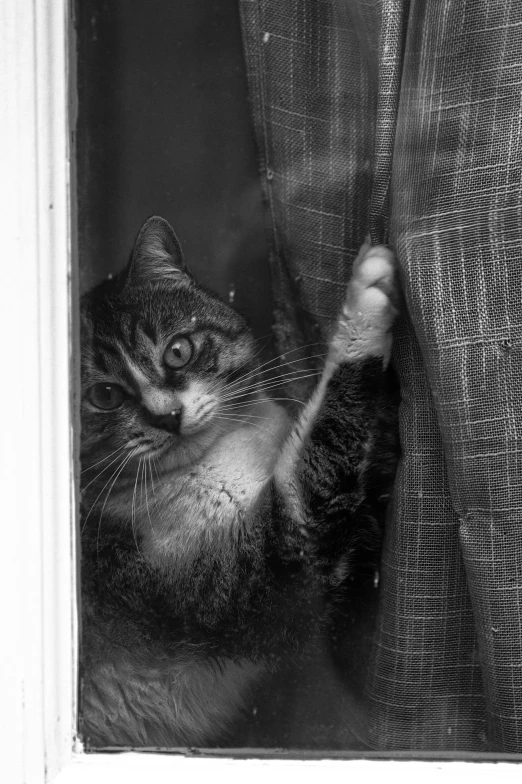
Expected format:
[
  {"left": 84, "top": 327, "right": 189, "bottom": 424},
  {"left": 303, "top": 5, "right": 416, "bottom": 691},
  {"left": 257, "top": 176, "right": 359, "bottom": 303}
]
[{"left": 329, "top": 242, "right": 399, "bottom": 368}]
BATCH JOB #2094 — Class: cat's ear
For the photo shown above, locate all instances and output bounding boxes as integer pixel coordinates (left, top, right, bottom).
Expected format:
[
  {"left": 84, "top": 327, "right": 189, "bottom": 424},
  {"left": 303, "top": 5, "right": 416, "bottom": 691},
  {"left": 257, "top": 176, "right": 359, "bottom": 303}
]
[{"left": 126, "top": 216, "right": 189, "bottom": 284}]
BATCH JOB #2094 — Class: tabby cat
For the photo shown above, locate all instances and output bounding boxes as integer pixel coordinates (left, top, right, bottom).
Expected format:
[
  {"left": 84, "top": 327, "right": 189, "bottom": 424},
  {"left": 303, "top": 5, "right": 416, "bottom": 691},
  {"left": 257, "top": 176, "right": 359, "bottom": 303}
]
[{"left": 80, "top": 216, "right": 399, "bottom": 749}]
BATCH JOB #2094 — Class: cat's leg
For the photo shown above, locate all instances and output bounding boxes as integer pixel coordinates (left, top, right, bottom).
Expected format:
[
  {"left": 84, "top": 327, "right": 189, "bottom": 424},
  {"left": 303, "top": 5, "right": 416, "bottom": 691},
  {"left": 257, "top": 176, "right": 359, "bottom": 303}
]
[{"left": 274, "top": 240, "right": 399, "bottom": 577}]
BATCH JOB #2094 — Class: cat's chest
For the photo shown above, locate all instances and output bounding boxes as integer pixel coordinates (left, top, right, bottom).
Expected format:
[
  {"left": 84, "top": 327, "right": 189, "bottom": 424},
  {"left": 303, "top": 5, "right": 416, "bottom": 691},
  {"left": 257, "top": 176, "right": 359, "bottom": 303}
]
[
  {"left": 163, "top": 446, "right": 270, "bottom": 524},
  {"left": 181, "top": 427, "right": 284, "bottom": 513},
  {"left": 136, "top": 413, "right": 290, "bottom": 557}
]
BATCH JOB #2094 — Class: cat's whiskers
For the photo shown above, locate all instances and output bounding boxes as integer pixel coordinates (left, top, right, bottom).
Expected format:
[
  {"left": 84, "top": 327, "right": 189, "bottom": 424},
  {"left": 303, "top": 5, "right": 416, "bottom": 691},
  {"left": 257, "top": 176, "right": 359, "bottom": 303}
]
[
  {"left": 218, "top": 410, "right": 271, "bottom": 421},
  {"left": 223, "top": 341, "right": 324, "bottom": 383},
  {"left": 220, "top": 373, "right": 317, "bottom": 402},
  {"left": 143, "top": 458, "right": 155, "bottom": 532},
  {"left": 130, "top": 458, "right": 142, "bottom": 554},
  {"left": 147, "top": 456, "right": 157, "bottom": 498},
  {"left": 95, "top": 449, "right": 138, "bottom": 562},
  {"left": 204, "top": 336, "right": 287, "bottom": 396},
  {"left": 219, "top": 375, "right": 318, "bottom": 404},
  {"left": 225, "top": 333, "right": 274, "bottom": 378},
  {"left": 83, "top": 448, "right": 138, "bottom": 533},
  {"left": 219, "top": 370, "right": 321, "bottom": 403},
  {"left": 81, "top": 443, "right": 128, "bottom": 475},
  {"left": 146, "top": 456, "right": 161, "bottom": 512},
  {"left": 128, "top": 442, "right": 161, "bottom": 456},
  {"left": 152, "top": 456, "right": 162, "bottom": 484},
  {"left": 215, "top": 414, "right": 273, "bottom": 437},
  {"left": 206, "top": 343, "right": 324, "bottom": 399},
  {"left": 139, "top": 454, "right": 145, "bottom": 506},
  {"left": 81, "top": 445, "right": 132, "bottom": 495},
  {"left": 218, "top": 350, "right": 326, "bottom": 396},
  {"left": 220, "top": 361, "right": 324, "bottom": 395},
  {"left": 220, "top": 396, "right": 306, "bottom": 410}
]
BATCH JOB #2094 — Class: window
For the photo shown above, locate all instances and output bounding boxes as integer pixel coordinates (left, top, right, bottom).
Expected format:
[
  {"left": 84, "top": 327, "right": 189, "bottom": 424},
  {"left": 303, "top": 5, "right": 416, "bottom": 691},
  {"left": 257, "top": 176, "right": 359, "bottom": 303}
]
[{"left": 3, "top": 0, "right": 521, "bottom": 780}]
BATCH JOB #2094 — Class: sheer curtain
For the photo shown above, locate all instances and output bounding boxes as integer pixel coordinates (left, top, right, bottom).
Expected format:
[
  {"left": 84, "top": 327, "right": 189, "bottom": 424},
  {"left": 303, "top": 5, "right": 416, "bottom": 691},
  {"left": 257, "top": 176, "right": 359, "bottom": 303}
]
[{"left": 239, "top": 0, "right": 522, "bottom": 752}]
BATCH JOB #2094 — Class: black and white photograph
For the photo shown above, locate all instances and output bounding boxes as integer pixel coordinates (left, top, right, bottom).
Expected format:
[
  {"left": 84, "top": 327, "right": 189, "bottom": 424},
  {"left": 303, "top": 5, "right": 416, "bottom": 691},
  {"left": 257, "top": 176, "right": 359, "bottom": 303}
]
[{"left": 3, "top": 0, "right": 522, "bottom": 780}]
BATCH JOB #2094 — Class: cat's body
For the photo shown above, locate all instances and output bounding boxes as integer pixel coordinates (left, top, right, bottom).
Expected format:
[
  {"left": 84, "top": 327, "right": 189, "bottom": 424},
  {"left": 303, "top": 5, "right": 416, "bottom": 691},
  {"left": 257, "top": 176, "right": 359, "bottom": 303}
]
[{"left": 80, "top": 217, "right": 399, "bottom": 749}]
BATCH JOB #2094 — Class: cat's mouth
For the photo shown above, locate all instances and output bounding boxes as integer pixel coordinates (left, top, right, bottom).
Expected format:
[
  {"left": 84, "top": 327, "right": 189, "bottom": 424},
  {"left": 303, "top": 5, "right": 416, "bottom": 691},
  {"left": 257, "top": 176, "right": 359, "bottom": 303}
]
[
  {"left": 136, "top": 417, "right": 223, "bottom": 469},
  {"left": 147, "top": 419, "right": 217, "bottom": 451},
  {"left": 143, "top": 438, "right": 178, "bottom": 458}
]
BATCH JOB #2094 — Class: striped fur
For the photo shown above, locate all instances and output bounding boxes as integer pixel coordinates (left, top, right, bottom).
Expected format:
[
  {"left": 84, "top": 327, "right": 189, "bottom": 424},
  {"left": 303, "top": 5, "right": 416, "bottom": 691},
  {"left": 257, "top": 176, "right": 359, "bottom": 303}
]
[{"left": 80, "top": 217, "right": 399, "bottom": 749}]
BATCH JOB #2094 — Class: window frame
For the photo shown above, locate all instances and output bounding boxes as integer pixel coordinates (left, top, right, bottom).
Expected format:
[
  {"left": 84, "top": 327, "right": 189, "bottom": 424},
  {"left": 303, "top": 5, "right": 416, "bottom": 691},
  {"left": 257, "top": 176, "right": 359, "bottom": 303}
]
[{"left": 1, "top": 0, "right": 520, "bottom": 780}]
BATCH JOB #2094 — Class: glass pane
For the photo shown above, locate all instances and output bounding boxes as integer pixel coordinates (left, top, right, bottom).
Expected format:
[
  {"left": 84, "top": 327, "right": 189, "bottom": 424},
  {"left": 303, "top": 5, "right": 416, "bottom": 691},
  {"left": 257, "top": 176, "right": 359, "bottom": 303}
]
[{"left": 76, "top": 0, "right": 522, "bottom": 759}]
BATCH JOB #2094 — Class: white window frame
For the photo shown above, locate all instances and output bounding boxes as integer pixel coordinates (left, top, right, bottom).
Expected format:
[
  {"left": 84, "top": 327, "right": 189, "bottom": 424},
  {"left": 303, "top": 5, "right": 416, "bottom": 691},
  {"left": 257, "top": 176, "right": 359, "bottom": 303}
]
[{"left": 1, "top": 0, "right": 520, "bottom": 781}]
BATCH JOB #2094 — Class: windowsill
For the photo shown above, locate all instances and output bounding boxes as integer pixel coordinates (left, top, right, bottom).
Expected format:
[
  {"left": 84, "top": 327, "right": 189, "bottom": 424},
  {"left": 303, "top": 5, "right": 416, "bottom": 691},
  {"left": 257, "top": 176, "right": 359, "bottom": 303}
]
[{"left": 52, "top": 752, "right": 522, "bottom": 784}]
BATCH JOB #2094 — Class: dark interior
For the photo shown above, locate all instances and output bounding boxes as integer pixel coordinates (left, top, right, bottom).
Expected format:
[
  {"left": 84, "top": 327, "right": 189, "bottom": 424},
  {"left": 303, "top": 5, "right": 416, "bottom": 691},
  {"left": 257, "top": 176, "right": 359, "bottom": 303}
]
[
  {"left": 75, "top": 0, "right": 273, "bottom": 344},
  {"left": 74, "top": 0, "right": 378, "bottom": 750}
]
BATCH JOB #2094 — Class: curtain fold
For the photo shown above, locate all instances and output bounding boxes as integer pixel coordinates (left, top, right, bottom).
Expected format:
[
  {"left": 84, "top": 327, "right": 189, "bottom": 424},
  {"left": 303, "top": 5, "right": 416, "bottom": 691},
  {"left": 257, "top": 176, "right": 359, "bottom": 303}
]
[
  {"left": 239, "top": 0, "right": 522, "bottom": 751},
  {"left": 388, "top": 1, "right": 522, "bottom": 752}
]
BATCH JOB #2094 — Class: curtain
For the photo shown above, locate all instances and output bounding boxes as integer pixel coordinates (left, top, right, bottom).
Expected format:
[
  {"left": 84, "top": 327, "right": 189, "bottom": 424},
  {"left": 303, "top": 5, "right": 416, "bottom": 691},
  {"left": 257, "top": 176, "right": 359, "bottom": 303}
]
[{"left": 239, "top": 0, "right": 522, "bottom": 752}]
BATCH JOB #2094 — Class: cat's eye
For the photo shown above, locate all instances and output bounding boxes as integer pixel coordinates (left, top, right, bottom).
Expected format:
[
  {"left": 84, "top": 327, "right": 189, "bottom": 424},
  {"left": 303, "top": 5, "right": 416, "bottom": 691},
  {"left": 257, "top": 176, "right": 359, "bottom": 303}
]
[
  {"left": 163, "top": 335, "right": 193, "bottom": 369},
  {"left": 87, "top": 383, "right": 126, "bottom": 410}
]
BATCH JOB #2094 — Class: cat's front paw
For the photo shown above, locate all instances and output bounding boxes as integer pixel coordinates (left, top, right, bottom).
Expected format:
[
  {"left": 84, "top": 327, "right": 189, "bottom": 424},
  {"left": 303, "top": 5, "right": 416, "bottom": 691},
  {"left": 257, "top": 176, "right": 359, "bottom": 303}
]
[{"left": 329, "top": 240, "right": 399, "bottom": 368}]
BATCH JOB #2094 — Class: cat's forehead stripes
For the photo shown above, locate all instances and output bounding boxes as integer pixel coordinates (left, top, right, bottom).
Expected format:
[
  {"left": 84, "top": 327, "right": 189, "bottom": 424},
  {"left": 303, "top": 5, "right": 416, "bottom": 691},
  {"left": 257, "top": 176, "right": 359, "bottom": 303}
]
[
  {"left": 82, "top": 274, "right": 257, "bottom": 394},
  {"left": 82, "top": 326, "right": 163, "bottom": 389},
  {"left": 120, "top": 354, "right": 167, "bottom": 394},
  {"left": 117, "top": 311, "right": 159, "bottom": 356},
  {"left": 85, "top": 320, "right": 254, "bottom": 384}
]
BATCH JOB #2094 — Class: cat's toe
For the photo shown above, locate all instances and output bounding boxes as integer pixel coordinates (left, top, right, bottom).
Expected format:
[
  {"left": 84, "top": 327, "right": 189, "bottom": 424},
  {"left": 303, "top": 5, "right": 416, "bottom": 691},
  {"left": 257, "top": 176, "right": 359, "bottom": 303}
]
[
  {"left": 345, "top": 243, "right": 399, "bottom": 323},
  {"left": 351, "top": 234, "right": 373, "bottom": 272},
  {"left": 355, "top": 246, "right": 397, "bottom": 297},
  {"left": 328, "top": 242, "right": 399, "bottom": 368}
]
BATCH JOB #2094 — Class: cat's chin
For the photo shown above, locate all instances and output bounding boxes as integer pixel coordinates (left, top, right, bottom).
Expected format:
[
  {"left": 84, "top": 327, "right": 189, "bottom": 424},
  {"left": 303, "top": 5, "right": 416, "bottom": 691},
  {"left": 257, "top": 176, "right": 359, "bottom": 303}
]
[{"left": 151, "top": 423, "right": 223, "bottom": 472}]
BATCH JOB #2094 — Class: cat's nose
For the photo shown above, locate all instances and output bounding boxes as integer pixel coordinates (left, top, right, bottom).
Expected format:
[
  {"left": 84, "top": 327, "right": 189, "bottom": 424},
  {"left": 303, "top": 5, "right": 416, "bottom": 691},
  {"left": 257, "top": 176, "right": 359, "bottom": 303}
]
[
  {"left": 145, "top": 407, "right": 182, "bottom": 434},
  {"left": 141, "top": 387, "right": 180, "bottom": 416}
]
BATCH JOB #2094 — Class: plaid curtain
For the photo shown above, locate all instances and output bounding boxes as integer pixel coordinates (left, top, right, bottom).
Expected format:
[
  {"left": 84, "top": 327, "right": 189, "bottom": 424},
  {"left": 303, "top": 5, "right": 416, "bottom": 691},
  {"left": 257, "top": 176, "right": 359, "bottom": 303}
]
[{"left": 239, "top": 0, "right": 522, "bottom": 752}]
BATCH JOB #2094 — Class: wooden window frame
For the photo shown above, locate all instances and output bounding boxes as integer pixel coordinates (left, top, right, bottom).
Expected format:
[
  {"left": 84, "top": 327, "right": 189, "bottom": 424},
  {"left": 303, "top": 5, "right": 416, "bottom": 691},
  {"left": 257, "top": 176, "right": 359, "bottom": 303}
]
[{"left": 1, "top": 0, "right": 519, "bottom": 780}]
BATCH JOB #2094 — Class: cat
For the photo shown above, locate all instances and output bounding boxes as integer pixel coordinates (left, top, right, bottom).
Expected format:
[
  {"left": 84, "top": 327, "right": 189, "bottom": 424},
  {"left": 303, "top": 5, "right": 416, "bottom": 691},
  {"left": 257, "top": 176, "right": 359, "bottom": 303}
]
[{"left": 79, "top": 215, "right": 399, "bottom": 749}]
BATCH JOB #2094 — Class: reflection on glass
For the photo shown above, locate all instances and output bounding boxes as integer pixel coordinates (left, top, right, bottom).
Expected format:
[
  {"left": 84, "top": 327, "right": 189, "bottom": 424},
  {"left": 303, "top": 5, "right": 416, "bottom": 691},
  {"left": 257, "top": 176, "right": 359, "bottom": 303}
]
[{"left": 77, "top": 0, "right": 522, "bottom": 756}]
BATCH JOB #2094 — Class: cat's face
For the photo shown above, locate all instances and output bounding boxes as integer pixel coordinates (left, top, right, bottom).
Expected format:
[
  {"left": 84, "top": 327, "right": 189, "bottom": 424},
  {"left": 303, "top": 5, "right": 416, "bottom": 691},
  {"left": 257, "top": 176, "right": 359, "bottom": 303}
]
[{"left": 81, "top": 217, "right": 256, "bottom": 476}]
